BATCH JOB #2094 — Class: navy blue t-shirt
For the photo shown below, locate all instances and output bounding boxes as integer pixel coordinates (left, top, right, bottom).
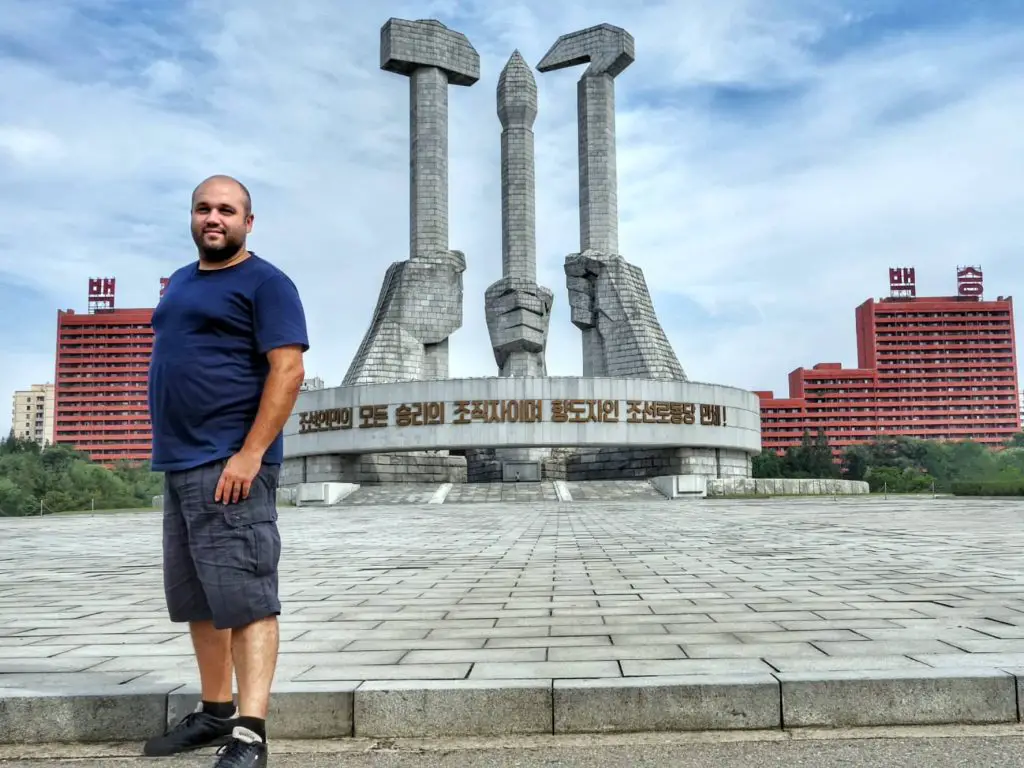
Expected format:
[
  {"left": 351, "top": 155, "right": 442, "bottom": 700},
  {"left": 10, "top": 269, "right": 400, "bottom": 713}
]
[{"left": 148, "top": 253, "right": 309, "bottom": 472}]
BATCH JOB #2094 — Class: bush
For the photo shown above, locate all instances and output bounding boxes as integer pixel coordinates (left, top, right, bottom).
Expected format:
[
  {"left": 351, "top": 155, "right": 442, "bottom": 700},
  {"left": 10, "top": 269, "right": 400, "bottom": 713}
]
[
  {"left": 950, "top": 481, "right": 1024, "bottom": 496},
  {"left": 866, "top": 465, "right": 934, "bottom": 493},
  {"left": 0, "top": 435, "right": 163, "bottom": 516}
]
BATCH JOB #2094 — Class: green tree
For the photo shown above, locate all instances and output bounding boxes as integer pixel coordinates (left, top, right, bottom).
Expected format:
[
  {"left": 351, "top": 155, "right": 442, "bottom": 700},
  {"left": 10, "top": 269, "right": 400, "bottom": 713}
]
[
  {"left": 765, "top": 432, "right": 1022, "bottom": 492},
  {"left": 943, "top": 440, "right": 996, "bottom": 485},
  {"left": 752, "top": 450, "right": 783, "bottom": 478},
  {"left": 780, "top": 430, "right": 815, "bottom": 478},
  {"left": 1004, "top": 432, "right": 1024, "bottom": 449},
  {"left": 0, "top": 433, "right": 41, "bottom": 457},
  {"left": 810, "top": 429, "right": 840, "bottom": 478},
  {"left": 0, "top": 477, "right": 34, "bottom": 516},
  {"left": 0, "top": 436, "right": 163, "bottom": 516},
  {"left": 841, "top": 444, "right": 871, "bottom": 481},
  {"left": 993, "top": 447, "right": 1024, "bottom": 479},
  {"left": 865, "top": 465, "right": 933, "bottom": 493},
  {"left": 780, "top": 429, "right": 839, "bottom": 479}
]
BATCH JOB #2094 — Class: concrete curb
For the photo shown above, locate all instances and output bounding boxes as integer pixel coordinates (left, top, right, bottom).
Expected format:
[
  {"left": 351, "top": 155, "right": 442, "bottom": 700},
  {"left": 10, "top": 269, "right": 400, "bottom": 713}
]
[
  {"left": 553, "top": 481, "right": 572, "bottom": 502},
  {"left": 429, "top": 483, "right": 453, "bottom": 504},
  {"left": 2, "top": 669, "right": 1022, "bottom": 743}
]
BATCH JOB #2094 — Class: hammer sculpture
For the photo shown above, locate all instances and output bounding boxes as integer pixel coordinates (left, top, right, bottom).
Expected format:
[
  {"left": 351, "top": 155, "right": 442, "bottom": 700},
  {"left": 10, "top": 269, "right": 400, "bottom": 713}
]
[
  {"left": 343, "top": 19, "right": 480, "bottom": 385},
  {"left": 380, "top": 19, "right": 480, "bottom": 262}
]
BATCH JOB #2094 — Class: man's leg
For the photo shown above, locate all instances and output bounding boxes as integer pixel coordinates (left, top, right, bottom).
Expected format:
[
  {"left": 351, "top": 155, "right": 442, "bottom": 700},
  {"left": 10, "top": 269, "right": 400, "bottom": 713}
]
[
  {"left": 191, "top": 459, "right": 282, "bottom": 764},
  {"left": 168, "top": 466, "right": 238, "bottom": 713},
  {"left": 233, "top": 613, "right": 280, "bottom": 721},
  {"left": 143, "top": 471, "right": 237, "bottom": 757},
  {"left": 190, "top": 619, "right": 234, "bottom": 708}
]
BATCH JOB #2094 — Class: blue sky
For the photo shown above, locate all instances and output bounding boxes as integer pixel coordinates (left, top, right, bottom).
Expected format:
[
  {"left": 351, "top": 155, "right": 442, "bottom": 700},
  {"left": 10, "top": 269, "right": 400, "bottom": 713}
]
[{"left": 2, "top": 0, "right": 1024, "bottom": 437}]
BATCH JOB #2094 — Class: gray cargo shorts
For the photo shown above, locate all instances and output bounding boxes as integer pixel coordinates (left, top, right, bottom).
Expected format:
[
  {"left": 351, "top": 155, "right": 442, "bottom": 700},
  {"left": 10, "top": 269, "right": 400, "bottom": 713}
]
[{"left": 162, "top": 457, "right": 282, "bottom": 630}]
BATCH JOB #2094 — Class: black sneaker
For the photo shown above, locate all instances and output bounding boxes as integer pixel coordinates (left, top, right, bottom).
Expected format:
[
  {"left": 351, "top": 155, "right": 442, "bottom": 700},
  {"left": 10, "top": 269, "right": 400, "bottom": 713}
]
[
  {"left": 213, "top": 726, "right": 268, "bottom": 767},
  {"left": 142, "top": 703, "right": 237, "bottom": 756}
]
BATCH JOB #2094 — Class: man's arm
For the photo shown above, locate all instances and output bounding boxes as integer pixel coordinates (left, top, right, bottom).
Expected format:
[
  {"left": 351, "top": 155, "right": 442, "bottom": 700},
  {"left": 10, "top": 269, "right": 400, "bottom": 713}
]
[
  {"left": 216, "top": 345, "right": 305, "bottom": 504},
  {"left": 215, "top": 271, "right": 310, "bottom": 505},
  {"left": 241, "top": 345, "right": 305, "bottom": 459}
]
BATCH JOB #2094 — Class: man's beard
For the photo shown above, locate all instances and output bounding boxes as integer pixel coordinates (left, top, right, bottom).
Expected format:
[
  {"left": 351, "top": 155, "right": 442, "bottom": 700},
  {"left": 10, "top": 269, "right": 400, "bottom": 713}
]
[{"left": 194, "top": 228, "right": 244, "bottom": 262}]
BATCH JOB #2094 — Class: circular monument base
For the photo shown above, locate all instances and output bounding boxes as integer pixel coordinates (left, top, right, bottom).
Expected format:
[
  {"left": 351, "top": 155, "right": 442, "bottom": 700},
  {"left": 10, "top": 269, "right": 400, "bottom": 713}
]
[{"left": 282, "top": 376, "right": 761, "bottom": 487}]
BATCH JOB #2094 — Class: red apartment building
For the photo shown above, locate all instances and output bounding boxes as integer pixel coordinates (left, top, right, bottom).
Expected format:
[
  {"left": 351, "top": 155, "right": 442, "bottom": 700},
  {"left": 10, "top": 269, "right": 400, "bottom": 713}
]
[
  {"left": 53, "top": 277, "right": 167, "bottom": 466},
  {"left": 756, "top": 266, "right": 1021, "bottom": 455}
]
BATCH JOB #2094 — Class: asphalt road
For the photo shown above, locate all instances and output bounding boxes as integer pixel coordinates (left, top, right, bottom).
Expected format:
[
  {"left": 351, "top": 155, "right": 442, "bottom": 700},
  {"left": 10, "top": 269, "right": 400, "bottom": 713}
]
[{"left": 5, "top": 728, "right": 1024, "bottom": 767}]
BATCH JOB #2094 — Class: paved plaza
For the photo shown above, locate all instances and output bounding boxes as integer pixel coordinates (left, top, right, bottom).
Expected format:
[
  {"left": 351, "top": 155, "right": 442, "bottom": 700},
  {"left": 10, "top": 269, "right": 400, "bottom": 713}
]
[{"left": 3, "top": 493, "right": 1024, "bottom": 743}]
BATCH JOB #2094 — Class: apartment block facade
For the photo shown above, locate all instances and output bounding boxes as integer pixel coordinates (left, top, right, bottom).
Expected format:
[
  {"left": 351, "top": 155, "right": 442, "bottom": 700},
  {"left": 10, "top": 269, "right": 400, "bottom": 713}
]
[
  {"left": 53, "top": 278, "right": 158, "bottom": 466},
  {"left": 10, "top": 383, "right": 55, "bottom": 447},
  {"left": 757, "top": 267, "right": 1020, "bottom": 454}
]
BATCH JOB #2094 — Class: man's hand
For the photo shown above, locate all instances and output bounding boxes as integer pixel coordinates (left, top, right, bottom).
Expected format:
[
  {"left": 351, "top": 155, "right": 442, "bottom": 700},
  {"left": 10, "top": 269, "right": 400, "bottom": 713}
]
[{"left": 215, "top": 450, "right": 263, "bottom": 504}]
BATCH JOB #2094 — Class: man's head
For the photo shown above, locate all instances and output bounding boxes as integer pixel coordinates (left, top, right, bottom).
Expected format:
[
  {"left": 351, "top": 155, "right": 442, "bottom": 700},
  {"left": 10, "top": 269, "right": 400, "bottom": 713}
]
[{"left": 190, "top": 175, "right": 253, "bottom": 263}]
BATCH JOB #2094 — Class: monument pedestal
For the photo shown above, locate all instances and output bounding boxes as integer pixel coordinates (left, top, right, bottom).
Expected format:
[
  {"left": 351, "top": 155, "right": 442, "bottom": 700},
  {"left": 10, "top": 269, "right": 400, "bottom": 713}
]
[
  {"left": 465, "top": 447, "right": 566, "bottom": 482},
  {"left": 557, "top": 447, "right": 751, "bottom": 481},
  {"left": 283, "top": 452, "right": 467, "bottom": 486}
]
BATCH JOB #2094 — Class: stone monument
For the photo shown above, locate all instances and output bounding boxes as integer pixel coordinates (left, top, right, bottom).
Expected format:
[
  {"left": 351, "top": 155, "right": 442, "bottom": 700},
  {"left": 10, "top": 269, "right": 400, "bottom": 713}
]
[
  {"left": 280, "top": 17, "right": 762, "bottom": 491},
  {"left": 468, "top": 51, "right": 558, "bottom": 482},
  {"left": 537, "top": 24, "right": 686, "bottom": 381},
  {"left": 342, "top": 19, "right": 479, "bottom": 385},
  {"left": 485, "top": 51, "right": 553, "bottom": 377},
  {"left": 524, "top": 24, "right": 716, "bottom": 480},
  {"left": 332, "top": 18, "right": 481, "bottom": 483}
]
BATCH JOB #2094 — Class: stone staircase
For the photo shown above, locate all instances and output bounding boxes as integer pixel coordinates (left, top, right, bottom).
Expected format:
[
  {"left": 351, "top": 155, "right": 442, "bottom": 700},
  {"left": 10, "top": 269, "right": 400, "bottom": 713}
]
[
  {"left": 443, "top": 481, "right": 562, "bottom": 504},
  {"left": 285, "top": 479, "right": 679, "bottom": 507},
  {"left": 564, "top": 479, "right": 667, "bottom": 501}
]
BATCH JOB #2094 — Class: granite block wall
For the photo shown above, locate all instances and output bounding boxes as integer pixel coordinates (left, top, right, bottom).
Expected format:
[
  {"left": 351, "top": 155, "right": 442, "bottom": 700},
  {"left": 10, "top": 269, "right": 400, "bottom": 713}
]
[
  {"left": 283, "top": 452, "right": 467, "bottom": 485},
  {"left": 708, "top": 478, "right": 871, "bottom": 496}
]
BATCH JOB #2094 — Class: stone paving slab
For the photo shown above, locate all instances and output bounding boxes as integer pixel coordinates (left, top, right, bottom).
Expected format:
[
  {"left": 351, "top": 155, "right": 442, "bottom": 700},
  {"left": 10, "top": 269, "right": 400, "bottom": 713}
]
[{"left": 3, "top": 497, "right": 1024, "bottom": 741}]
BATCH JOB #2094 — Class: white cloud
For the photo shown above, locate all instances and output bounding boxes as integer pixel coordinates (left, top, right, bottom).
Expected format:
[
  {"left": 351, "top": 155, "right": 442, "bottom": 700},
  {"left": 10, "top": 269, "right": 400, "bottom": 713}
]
[
  {"left": 0, "top": 126, "right": 65, "bottom": 164},
  {"left": 1, "top": 0, "right": 1022, "bottom": 437}
]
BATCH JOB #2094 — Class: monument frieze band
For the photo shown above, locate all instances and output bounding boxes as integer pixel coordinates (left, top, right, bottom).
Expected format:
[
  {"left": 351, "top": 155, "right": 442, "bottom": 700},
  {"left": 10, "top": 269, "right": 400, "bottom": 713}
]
[
  {"left": 284, "top": 377, "right": 760, "bottom": 456},
  {"left": 298, "top": 399, "right": 729, "bottom": 432}
]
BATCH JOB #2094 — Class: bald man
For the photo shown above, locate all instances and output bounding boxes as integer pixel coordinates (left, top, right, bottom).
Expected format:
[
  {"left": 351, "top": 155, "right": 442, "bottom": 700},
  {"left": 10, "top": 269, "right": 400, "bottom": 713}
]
[{"left": 144, "top": 175, "right": 308, "bottom": 767}]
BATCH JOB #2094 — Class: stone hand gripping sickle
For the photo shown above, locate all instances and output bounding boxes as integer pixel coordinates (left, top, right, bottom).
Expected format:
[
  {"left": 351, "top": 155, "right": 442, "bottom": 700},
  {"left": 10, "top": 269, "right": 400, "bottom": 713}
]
[{"left": 537, "top": 25, "right": 687, "bottom": 382}]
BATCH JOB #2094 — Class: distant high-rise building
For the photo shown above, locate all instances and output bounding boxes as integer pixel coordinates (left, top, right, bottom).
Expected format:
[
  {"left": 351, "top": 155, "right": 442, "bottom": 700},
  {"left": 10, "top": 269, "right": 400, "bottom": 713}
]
[
  {"left": 300, "top": 376, "right": 324, "bottom": 392},
  {"left": 53, "top": 277, "right": 165, "bottom": 466},
  {"left": 757, "top": 266, "right": 1021, "bottom": 455},
  {"left": 10, "top": 383, "right": 55, "bottom": 447}
]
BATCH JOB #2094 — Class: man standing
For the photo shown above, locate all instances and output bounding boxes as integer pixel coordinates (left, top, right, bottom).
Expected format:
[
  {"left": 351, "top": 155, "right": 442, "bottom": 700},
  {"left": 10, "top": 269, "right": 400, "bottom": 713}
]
[{"left": 144, "top": 175, "right": 308, "bottom": 768}]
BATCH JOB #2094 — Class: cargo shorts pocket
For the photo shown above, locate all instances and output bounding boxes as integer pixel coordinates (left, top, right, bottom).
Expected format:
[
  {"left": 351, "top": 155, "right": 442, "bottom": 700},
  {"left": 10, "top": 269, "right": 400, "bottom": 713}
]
[{"left": 200, "top": 461, "right": 280, "bottom": 577}]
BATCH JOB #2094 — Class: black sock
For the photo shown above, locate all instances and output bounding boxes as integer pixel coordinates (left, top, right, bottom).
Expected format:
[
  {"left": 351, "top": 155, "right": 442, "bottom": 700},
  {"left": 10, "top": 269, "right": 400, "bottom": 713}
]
[
  {"left": 201, "top": 700, "right": 236, "bottom": 719},
  {"left": 235, "top": 716, "right": 266, "bottom": 742}
]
